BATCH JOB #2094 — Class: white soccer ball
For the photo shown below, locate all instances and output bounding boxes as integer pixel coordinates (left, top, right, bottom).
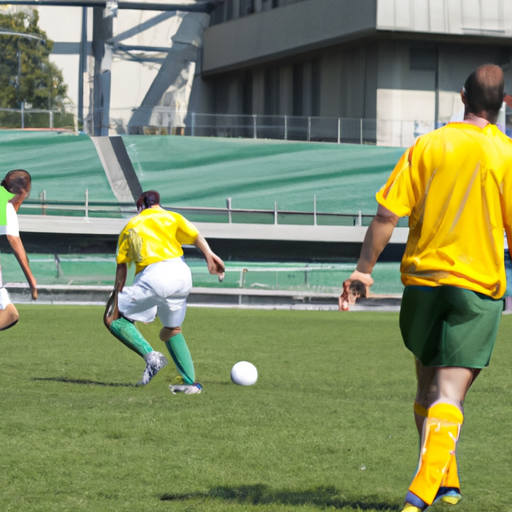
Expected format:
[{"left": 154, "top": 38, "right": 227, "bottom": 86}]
[{"left": 231, "top": 361, "right": 258, "bottom": 386}]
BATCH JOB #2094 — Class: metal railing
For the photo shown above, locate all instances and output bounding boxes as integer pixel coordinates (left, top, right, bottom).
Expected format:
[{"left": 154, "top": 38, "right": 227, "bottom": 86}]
[
  {"left": 0, "top": 104, "right": 449, "bottom": 147},
  {"left": 107, "top": 107, "right": 444, "bottom": 147},
  {"left": 20, "top": 192, "right": 406, "bottom": 227},
  {"left": 188, "top": 113, "right": 378, "bottom": 144},
  {"left": 0, "top": 107, "right": 76, "bottom": 131}
]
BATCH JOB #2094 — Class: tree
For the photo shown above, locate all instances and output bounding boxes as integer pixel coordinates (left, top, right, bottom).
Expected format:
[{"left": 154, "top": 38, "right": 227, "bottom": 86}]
[{"left": 0, "top": 10, "right": 71, "bottom": 127}]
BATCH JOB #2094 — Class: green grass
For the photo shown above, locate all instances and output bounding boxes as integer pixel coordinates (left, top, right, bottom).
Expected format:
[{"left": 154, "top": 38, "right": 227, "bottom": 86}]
[{"left": 1, "top": 306, "right": 511, "bottom": 511}]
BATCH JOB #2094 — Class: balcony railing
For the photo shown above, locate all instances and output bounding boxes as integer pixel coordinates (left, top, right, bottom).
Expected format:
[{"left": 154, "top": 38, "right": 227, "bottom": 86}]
[
  {"left": 107, "top": 107, "right": 446, "bottom": 147},
  {"left": 20, "top": 193, "right": 412, "bottom": 227}
]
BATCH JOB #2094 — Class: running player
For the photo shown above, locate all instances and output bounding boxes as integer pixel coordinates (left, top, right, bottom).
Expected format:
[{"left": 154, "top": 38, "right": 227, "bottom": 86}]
[
  {"left": 0, "top": 169, "right": 37, "bottom": 331},
  {"left": 104, "top": 190, "right": 225, "bottom": 392}
]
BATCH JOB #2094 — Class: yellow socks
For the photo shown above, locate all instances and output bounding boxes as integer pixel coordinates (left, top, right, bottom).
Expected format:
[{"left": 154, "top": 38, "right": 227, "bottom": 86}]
[
  {"left": 414, "top": 402, "right": 461, "bottom": 493},
  {"left": 408, "top": 402, "right": 463, "bottom": 506}
]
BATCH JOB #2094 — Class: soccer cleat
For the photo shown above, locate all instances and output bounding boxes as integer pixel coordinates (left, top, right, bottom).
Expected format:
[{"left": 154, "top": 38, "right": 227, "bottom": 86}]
[
  {"left": 137, "top": 351, "right": 168, "bottom": 386},
  {"left": 401, "top": 504, "right": 423, "bottom": 512},
  {"left": 169, "top": 383, "right": 203, "bottom": 395},
  {"left": 434, "top": 488, "right": 461, "bottom": 505}
]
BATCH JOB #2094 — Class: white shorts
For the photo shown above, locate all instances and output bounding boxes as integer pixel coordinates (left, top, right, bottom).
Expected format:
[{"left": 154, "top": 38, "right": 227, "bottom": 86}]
[
  {"left": 0, "top": 287, "right": 12, "bottom": 309},
  {"left": 118, "top": 258, "right": 192, "bottom": 327}
]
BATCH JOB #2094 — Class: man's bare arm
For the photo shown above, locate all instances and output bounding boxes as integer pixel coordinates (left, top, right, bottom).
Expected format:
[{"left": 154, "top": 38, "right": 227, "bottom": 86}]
[
  {"left": 339, "top": 205, "right": 399, "bottom": 310},
  {"left": 115, "top": 263, "right": 128, "bottom": 292},
  {"left": 356, "top": 206, "right": 399, "bottom": 274},
  {"left": 7, "top": 235, "right": 37, "bottom": 300},
  {"left": 193, "top": 233, "right": 225, "bottom": 279},
  {"left": 104, "top": 263, "right": 128, "bottom": 328}
]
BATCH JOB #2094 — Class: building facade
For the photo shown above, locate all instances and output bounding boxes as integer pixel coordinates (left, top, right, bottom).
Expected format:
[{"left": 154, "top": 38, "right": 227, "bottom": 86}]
[
  {"left": 201, "top": 0, "right": 512, "bottom": 145},
  {"left": 12, "top": 0, "right": 512, "bottom": 145}
]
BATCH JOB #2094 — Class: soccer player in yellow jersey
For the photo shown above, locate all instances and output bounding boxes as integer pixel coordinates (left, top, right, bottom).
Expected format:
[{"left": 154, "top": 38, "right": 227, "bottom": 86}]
[
  {"left": 341, "top": 64, "right": 512, "bottom": 511},
  {"left": 104, "top": 190, "right": 225, "bottom": 392}
]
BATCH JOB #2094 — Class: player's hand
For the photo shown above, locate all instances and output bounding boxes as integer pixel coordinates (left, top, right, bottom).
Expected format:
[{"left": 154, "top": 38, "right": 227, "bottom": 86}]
[
  {"left": 339, "top": 270, "right": 373, "bottom": 311},
  {"left": 208, "top": 254, "right": 225, "bottom": 277},
  {"left": 28, "top": 276, "right": 38, "bottom": 301}
]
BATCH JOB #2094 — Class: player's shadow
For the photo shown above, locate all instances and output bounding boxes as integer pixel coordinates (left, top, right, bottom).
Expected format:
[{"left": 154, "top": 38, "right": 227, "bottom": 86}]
[
  {"left": 161, "top": 484, "right": 400, "bottom": 510},
  {"left": 32, "top": 377, "right": 135, "bottom": 387}
]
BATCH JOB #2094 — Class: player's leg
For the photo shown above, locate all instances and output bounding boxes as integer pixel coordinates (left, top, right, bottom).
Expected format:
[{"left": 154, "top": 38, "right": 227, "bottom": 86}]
[
  {"left": 400, "top": 286, "right": 450, "bottom": 510},
  {"left": 0, "top": 288, "right": 19, "bottom": 331},
  {"left": 405, "top": 367, "right": 471, "bottom": 510},
  {"left": 148, "top": 258, "right": 199, "bottom": 394},
  {"left": 104, "top": 272, "right": 168, "bottom": 385},
  {"left": 413, "top": 358, "right": 436, "bottom": 433},
  {"left": 413, "top": 359, "right": 462, "bottom": 505},
  {"left": 160, "top": 326, "right": 196, "bottom": 384},
  {"left": 401, "top": 287, "right": 502, "bottom": 511},
  {"left": 160, "top": 325, "right": 201, "bottom": 395}
]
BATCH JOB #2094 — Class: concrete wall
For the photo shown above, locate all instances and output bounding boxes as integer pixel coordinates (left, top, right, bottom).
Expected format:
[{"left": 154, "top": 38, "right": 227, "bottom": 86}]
[
  {"left": 377, "top": 0, "right": 512, "bottom": 36},
  {"left": 203, "top": 0, "right": 377, "bottom": 74},
  {"left": 374, "top": 40, "right": 510, "bottom": 145}
]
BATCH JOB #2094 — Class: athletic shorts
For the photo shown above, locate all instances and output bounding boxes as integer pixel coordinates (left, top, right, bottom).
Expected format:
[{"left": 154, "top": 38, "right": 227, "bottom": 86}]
[
  {"left": 118, "top": 258, "right": 192, "bottom": 327},
  {"left": 399, "top": 285, "right": 503, "bottom": 368},
  {"left": 0, "top": 287, "right": 12, "bottom": 309}
]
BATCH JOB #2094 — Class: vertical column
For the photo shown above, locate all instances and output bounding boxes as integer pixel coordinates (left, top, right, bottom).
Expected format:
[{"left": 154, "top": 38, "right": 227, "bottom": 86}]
[{"left": 92, "top": 6, "right": 113, "bottom": 136}]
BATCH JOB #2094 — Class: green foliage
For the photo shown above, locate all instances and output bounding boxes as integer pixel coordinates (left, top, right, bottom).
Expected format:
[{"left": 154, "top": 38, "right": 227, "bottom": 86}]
[
  {"left": 1, "top": 306, "right": 511, "bottom": 511},
  {"left": 0, "top": 11, "right": 70, "bottom": 127}
]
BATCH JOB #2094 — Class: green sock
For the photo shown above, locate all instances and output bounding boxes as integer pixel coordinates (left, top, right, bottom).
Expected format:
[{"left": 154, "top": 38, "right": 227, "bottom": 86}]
[
  {"left": 165, "top": 333, "right": 195, "bottom": 384},
  {"left": 110, "top": 317, "right": 153, "bottom": 358}
]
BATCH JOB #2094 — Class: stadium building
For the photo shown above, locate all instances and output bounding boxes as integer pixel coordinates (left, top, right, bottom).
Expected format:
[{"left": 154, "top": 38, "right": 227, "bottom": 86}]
[
  {"left": 1, "top": 0, "right": 512, "bottom": 307},
  {"left": 3, "top": 0, "right": 512, "bottom": 145}
]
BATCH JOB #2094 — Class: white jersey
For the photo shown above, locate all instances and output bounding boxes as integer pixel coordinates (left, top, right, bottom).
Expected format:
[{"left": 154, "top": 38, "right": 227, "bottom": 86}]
[
  {"left": 0, "top": 203, "right": 19, "bottom": 237},
  {"left": 0, "top": 202, "right": 19, "bottom": 294}
]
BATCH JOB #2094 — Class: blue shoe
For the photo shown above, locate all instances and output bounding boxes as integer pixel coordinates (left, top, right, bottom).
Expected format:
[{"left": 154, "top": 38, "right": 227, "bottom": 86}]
[{"left": 434, "top": 487, "right": 461, "bottom": 505}]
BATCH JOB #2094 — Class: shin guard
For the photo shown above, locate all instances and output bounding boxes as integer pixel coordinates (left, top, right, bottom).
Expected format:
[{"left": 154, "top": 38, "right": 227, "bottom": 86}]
[
  {"left": 408, "top": 402, "right": 463, "bottom": 506},
  {"left": 414, "top": 402, "right": 461, "bottom": 493}
]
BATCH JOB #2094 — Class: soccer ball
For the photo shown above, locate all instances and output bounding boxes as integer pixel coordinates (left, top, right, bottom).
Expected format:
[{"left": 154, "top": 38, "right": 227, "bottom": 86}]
[{"left": 230, "top": 361, "right": 258, "bottom": 386}]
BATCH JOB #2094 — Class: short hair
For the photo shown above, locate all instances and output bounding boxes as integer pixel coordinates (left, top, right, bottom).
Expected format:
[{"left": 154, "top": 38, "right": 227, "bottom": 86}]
[
  {"left": 464, "top": 64, "right": 505, "bottom": 118},
  {"left": 1, "top": 169, "right": 31, "bottom": 195},
  {"left": 136, "top": 190, "right": 160, "bottom": 211}
]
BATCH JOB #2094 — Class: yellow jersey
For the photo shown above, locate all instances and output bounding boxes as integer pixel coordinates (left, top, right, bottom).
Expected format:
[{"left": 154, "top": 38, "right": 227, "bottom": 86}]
[
  {"left": 117, "top": 207, "right": 199, "bottom": 274},
  {"left": 376, "top": 122, "right": 512, "bottom": 298}
]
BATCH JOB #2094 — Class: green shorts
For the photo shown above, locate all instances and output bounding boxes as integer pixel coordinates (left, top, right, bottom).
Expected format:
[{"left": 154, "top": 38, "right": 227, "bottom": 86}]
[{"left": 399, "top": 285, "right": 504, "bottom": 368}]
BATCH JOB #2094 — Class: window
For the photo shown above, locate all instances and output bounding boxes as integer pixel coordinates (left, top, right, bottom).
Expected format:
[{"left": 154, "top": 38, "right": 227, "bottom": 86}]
[
  {"left": 264, "top": 67, "right": 280, "bottom": 115},
  {"left": 240, "top": 0, "right": 255, "bottom": 17},
  {"left": 242, "top": 72, "right": 253, "bottom": 115},
  {"left": 410, "top": 47, "right": 437, "bottom": 71},
  {"left": 211, "top": 3, "right": 225, "bottom": 25},
  {"left": 226, "top": 0, "right": 234, "bottom": 21},
  {"left": 292, "top": 63, "right": 304, "bottom": 116},
  {"left": 311, "top": 59, "right": 321, "bottom": 116},
  {"left": 210, "top": 0, "right": 235, "bottom": 24},
  {"left": 262, "top": 0, "right": 279, "bottom": 10}
]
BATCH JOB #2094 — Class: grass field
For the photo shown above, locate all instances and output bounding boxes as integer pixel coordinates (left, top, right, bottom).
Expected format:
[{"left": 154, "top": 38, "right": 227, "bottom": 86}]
[{"left": 1, "top": 306, "right": 511, "bottom": 512}]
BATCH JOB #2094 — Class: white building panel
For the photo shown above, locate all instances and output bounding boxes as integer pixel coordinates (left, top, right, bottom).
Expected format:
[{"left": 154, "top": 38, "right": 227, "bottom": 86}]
[{"left": 377, "top": 0, "right": 511, "bottom": 36}]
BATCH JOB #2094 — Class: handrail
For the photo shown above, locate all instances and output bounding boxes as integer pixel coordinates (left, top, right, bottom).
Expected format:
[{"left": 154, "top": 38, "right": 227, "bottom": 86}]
[{"left": 19, "top": 198, "right": 379, "bottom": 225}]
